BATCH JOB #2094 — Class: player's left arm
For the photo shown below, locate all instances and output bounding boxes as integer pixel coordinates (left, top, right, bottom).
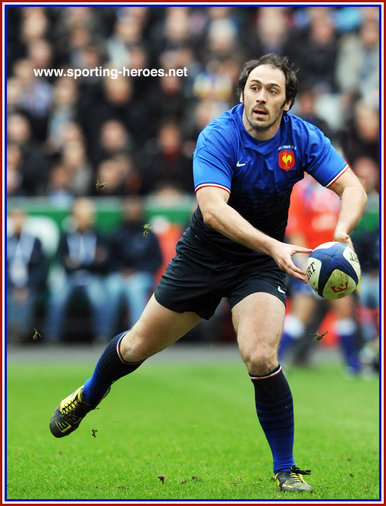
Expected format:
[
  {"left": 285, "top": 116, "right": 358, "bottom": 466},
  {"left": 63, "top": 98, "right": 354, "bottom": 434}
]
[{"left": 327, "top": 167, "right": 367, "bottom": 248}]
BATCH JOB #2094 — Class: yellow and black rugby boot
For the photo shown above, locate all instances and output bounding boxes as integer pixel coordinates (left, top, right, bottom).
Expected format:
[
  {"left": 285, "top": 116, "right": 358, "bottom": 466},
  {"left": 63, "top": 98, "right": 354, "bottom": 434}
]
[
  {"left": 275, "top": 465, "right": 312, "bottom": 492},
  {"left": 49, "top": 385, "right": 109, "bottom": 438}
]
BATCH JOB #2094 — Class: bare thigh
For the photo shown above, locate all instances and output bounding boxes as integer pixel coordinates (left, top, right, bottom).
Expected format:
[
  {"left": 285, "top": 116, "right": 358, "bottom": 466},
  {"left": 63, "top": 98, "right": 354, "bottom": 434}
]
[
  {"left": 330, "top": 293, "right": 355, "bottom": 319},
  {"left": 232, "top": 292, "right": 286, "bottom": 375},
  {"left": 120, "top": 294, "right": 202, "bottom": 362},
  {"left": 290, "top": 293, "right": 317, "bottom": 325}
]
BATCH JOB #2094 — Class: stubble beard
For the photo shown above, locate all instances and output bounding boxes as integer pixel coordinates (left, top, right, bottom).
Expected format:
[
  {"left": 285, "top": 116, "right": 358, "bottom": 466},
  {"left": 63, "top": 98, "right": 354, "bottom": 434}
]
[
  {"left": 246, "top": 112, "right": 279, "bottom": 133},
  {"left": 245, "top": 97, "right": 288, "bottom": 134}
]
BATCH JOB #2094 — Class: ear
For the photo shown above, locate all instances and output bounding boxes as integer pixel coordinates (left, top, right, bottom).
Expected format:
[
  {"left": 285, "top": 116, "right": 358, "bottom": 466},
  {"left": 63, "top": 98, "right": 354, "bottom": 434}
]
[
  {"left": 239, "top": 92, "right": 244, "bottom": 103},
  {"left": 283, "top": 99, "right": 293, "bottom": 112}
]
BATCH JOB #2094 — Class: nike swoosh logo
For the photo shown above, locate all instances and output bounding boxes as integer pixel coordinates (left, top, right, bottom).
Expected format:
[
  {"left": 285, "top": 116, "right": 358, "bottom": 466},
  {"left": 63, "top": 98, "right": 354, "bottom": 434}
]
[
  {"left": 236, "top": 161, "right": 246, "bottom": 167},
  {"left": 277, "top": 286, "right": 286, "bottom": 294}
]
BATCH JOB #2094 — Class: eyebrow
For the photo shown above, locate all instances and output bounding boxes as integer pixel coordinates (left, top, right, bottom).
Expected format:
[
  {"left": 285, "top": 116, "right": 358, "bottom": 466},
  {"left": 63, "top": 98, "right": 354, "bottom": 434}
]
[{"left": 249, "top": 79, "right": 282, "bottom": 88}]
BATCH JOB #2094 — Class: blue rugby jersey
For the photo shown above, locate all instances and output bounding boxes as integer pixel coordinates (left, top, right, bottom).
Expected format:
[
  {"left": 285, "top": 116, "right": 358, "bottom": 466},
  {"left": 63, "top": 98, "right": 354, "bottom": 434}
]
[{"left": 190, "top": 103, "right": 348, "bottom": 261}]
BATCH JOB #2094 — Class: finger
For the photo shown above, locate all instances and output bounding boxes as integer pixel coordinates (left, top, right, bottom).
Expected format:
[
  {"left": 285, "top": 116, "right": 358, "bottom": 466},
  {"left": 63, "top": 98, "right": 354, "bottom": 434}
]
[
  {"left": 289, "top": 268, "right": 308, "bottom": 283},
  {"left": 292, "top": 246, "right": 313, "bottom": 255},
  {"left": 284, "top": 260, "right": 308, "bottom": 283}
]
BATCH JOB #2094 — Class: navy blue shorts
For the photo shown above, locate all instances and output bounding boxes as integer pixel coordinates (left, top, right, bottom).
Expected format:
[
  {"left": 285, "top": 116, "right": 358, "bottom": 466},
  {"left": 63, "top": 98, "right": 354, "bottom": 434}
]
[{"left": 154, "top": 232, "right": 287, "bottom": 320}]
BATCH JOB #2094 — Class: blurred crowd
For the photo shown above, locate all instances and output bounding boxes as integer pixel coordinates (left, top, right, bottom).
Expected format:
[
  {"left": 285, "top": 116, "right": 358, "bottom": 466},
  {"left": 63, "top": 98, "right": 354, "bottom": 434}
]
[
  {"left": 7, "top": 5, "right": 379, "bottom": 199},
  {"left": 6, "top": 5, "right": 380, "bottom": 372}
]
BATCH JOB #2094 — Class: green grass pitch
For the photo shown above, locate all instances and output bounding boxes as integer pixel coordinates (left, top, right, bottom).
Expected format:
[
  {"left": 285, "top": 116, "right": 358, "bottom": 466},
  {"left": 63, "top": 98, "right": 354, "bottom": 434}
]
[{"left": 6, "top": 355, "right": 380, "bottom": 501}]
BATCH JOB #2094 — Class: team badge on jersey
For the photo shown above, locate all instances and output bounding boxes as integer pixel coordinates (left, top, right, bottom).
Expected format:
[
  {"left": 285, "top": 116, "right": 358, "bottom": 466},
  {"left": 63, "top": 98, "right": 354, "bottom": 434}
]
[{"left": 278, "top": 150, "right": 295, "bottom": 171}]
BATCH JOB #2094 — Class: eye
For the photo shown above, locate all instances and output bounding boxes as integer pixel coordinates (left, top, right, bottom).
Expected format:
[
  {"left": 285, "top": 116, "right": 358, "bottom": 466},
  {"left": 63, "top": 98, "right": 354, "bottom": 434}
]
[{"left": 269, "top": 88, "right": 278, "bottom": 95}]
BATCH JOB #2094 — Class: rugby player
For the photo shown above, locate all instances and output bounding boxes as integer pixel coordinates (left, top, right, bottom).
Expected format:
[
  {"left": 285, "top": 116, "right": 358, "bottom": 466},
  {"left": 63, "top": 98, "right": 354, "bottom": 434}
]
[{"left": 49, "top": 53, "right": 367, "bottom": 492}]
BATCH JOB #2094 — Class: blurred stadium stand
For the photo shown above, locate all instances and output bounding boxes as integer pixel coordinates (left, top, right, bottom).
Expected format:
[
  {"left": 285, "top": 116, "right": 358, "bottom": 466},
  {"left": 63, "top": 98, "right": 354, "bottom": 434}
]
[{"left": 6, "top": 6, "right": 380, "bottom": 361}]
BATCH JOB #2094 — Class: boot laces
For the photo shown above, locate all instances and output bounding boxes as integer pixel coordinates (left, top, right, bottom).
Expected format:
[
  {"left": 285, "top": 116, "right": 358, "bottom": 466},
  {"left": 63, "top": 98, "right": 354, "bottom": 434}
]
[
  {"left": 60, "top": 391, "right": 89, "bottom": 421},
  {"left": 289, "top": 465, "right": 311, "bottom": 482}
]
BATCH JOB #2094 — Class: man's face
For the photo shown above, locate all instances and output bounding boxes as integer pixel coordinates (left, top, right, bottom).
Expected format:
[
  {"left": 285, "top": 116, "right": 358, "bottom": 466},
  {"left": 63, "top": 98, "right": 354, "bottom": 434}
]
[{"left": 241, "top": 64, "right": 292, "bottom": 141}]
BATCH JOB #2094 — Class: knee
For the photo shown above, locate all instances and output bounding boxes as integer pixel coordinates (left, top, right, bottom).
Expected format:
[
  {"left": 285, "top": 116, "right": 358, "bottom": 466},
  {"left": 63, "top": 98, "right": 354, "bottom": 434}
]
[
  {"left": 119, "top": 328, "right": 155, "bottom": 362},
  {"left": 240, "top": 342, "right": 278, "bottom": 376}
]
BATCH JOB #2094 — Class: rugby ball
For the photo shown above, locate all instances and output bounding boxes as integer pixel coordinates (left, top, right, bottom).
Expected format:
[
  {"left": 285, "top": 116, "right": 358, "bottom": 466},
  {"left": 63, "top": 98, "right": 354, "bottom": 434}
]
[{"left": 306, "top": 241, "right": 361, "bottom": 300}]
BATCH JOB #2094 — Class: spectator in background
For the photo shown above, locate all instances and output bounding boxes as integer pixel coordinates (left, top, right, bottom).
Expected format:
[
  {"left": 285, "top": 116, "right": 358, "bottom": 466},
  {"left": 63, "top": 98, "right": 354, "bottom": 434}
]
[
  {"left": 105, "top": 197, "right": 163, "bottom": 334},
  {"left": 124, "top": 43, "right": 155, "bottom": 100},
  {"left": 288, "top": 7, "right": 338, "bottom": 93},
  {"left": 205, "top": 17, "right": 239, "bottom": 61},
  {"left": 46, "top": 76, "right": 79, "bottom": 154},
  {"left": 45, "top": 121, "right": 91, "bottom": 199},
  {"left": 218, "top": 57, "right": 243, "bottom": 97},
  {"left": 7, "top": 112, "right": 50, "bottom": 195},
  {"left": 12, "top": 58, "right": 52, "bottom": 141},
  {"left": 94, "top": 119, "right": 133, "bottom": 167},
  {"left": 60, "top": 139, "right": 93, "bottom": 195},
  {"left": 158, "top": 44, "right": 201, "bottom": 101},
  {"left": 336, "top": 16, "right": 379, "bottom": 106},
  {"left": 188, "top": 5, "right": 242, "bottom": 53},
  {"left": 93, "top": 154, "right": 142, "bottom": 197},
  {"left": 192, "top": 59, "right": 234, "bottom": 108},
  {"left": 101, "top": 75, "right": 153, "bottom": 147},
  {"left": 105, "top": 7, "right": 152, "bottom": 101},
  {"left": 246, "top": 7, "right": 291, "bottom": 58},
  {"left": 186, "top": 96, "right": 228, "bottom": 143},
  {"left": 57, "top": 6, "right": 110, "bottom": 68},
  {"left": 190, "top": 53, "right": 238, "bottom": 139},
  {"left": 292, "top": 84, "right": 334, "bottom": 139},
  {"left": 148, "top": 72, "right": 188, "bottom": 127},
  {"left": 70, "top": 43, "right": 108, "bottom": 153},
  {"left": 47, "top": 162, "right": 74, "bottom": 207},
  {"left": 27, "top": 37, "right": 53, "bottom": 70},
  {"left": 77, "top": 76, "right": 151, "bottom": 165},
  {"left": 139, "top": 119, "right": 193, "bottom": 195},
  {"left": 20, "top": 6, "right": 49, "bottom": 45},
  {"left": 60, "top": 121, "right": 86, "bottom": 145},
  {"left": 207, "top": 6, "right": 241, "bottom": 27},
  {"left": 340, "top": 99, "right": 379, "bottom": 165},
  {"left": 44, "top": 197, "right": 110, "bottom": 342},
  {"left": 7, "top": 208, "right": 47, "bottom": 342},
  {"left": 106, "top": 9, "right": 147, "bottom": 67},
  {"left": 7, "top": 76, "right": 24, "bottom": 115},
  {"left": 7, "top": 143, "right": 23, "bottom": 197},
  {"left": 154, "top": 7, "right": 192, "bottom": 54}
]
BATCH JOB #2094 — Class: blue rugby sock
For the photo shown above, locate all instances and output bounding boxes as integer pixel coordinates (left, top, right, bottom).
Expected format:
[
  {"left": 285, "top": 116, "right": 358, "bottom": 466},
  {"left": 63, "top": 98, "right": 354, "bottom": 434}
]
[
  {"left": 339, "top": 332, "right": 361, "bottom": 373},
  {"left": 250, "top": 366, "right": 295, "bottom": 474},
  {"left": 336, "top": 319, "right": 361, "bottom": 374},
  {"left": 82, "top": 332, "right": 144, "bottom": 406}
]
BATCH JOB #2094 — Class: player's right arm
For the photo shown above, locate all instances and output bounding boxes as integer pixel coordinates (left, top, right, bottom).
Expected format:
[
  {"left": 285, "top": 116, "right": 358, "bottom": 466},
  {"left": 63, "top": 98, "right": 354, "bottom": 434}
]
[
  {"left": 327, "top": 167, "right": 367, "bottom": 248},
  {"left": 196, "top": 186, "right": 311, "bottom": 283}
]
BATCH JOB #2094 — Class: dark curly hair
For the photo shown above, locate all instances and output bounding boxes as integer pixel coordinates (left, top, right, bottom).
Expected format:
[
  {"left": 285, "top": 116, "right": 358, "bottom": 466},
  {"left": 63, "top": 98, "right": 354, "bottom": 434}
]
[{"left": 237, "top": 53, "right": 299, "bottom": 110}]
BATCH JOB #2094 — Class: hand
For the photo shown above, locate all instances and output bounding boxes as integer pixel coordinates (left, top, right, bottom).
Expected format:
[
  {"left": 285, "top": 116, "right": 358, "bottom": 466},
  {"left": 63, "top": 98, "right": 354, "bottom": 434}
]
[
  {"left": 269, "top": 240, "right": 312, "bottom": 283},
  {"left": 333, "top": 231, "right": 354, "bottom": 250}
]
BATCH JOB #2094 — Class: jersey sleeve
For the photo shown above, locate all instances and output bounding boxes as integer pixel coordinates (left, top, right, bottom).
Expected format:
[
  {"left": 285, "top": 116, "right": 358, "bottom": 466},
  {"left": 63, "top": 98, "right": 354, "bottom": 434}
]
[
  {"left": 302, "top": 123, "right": 349, "bottom": 187},
  {"left": 193, "top": 124, "right": 235, "bottom": 193}
]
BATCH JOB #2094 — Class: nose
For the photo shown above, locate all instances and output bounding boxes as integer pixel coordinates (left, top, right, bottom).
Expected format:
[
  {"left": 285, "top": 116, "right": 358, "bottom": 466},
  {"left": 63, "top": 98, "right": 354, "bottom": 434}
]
[{"left": 255, "top": 88, "right": 267, "bottom": 103}]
